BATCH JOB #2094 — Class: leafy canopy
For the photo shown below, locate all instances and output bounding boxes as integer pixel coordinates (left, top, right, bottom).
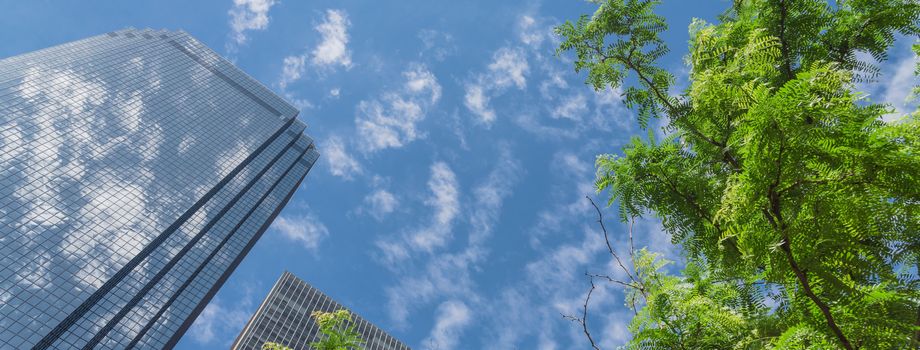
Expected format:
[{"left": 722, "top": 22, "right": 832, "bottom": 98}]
[{"left": 557, "top": 0, "right": 920, "bottom": 348}]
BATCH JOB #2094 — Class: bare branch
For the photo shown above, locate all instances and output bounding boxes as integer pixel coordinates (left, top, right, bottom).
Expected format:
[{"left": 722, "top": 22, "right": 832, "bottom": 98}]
[
  {"left": 562, "top": 275, "right": 602, "bottom": 350},
  {"left": 628, "top": 217, "right": 636, "bottom": 269},
  {"left": 588, "top": 196, "right": 638, "bottom": 284},
  {"left": 588, "top": 273, "right": 639, "bottom": 289}
]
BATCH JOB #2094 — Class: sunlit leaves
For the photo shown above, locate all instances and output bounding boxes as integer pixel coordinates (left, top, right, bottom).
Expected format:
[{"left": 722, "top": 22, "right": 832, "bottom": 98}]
[{"left": 558, "top": 0, "right": 920, "bottom": 348}]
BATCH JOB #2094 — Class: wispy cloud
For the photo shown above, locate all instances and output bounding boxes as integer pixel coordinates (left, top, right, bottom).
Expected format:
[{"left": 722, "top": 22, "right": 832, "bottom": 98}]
[
  {"left": 464, "top": 47, "right": 530, "bottom": 125},
  {"left": 530, "top": 150, "right": 596, "bottom": 247},
  {"left": 879, "top": 48, "right": 919, "bottom": 120},
  {"left": 517, "top": 15, "right": 549, "bottom": 48},
  {"left": 374, "top": 161, "right": 459, "bottom": 265},
  {"left": 362, "top": 189, "right": 398, "bottom": 220},
  {"left": 468, "top": 145, "right": 521, "bottom": 246},
  {"left": 188, "top": 297, "right": 253, "bottom": 345},
  {"left": 278, "top": 55, "right": 306, "bottom": 90},
  {"left": 227, "top": 0, "right": 277, "bottom": 50},
  {"left": 513, "top": 58, "right": 628, "bottom": 140},
  {"left": 272, "top": 210, "right": 329, "bottom": 253},
  {"left": 551, "top": 93, "right": 588, "bottom": 121},
  {"left": 463, "top": 85, "right": 496, "bottom": 125},
  {"left": 275, "top": 9, "right": 350, "bottom": 95},
  {"left": 485, "top": 228, "right": 626, "bottom": 349},
  {"left": 356, "top": 64, "right": 442, "bottom": 153},
  {"left": 381, "top": 147, "right": 522, "bottom": 330},
  {"left": 424, "top": 300, "right": 472, "bottom": 350},
  {"left": 409, "top": 162, "right": 460, "bottom": 252},
  {"left": 855, "top": 39, "right": 919, "bottom": 122},
  {"left": 312, "top": 9, "right": 352, "bottom": 69},
  {"left": 489, "top": 47, "right": 529, "bottom": 90},
  {"left": 322, "top": 136, "right": 362, "bottom": 179},
  {"left": 418, "top": 29, "right": 457, "bottom": 61}
]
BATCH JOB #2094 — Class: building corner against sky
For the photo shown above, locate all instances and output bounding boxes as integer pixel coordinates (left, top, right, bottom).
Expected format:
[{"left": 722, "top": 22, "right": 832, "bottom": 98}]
[{"left": 0, "top": 28, "right": 318, "bottom": 349}]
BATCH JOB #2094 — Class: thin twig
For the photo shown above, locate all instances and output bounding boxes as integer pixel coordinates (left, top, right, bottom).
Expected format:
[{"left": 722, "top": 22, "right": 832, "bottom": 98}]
[
  {"left": 628, "top": 217, "right": 637, "bottom": 270},
  {"left": 562, "top": 275, "right": 602, "bottom": 350},
  {"left": 588, "top": 196, "right": 639, "bottom": 285},
  {"left": 588, "top": 273, "right": 640, "bottom": 289}
]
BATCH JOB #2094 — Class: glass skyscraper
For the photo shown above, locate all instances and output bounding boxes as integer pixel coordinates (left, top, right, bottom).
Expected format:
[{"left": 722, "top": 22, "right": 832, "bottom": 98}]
[
  {"left": 233, "top": 272, "right": 410, "bottom": 350},
  {"left": 0, "top": 28, "right": 318, "bottom": 349}
]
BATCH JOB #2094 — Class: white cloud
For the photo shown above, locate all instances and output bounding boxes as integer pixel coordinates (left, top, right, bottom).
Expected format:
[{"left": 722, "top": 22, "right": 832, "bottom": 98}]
[
  {"left": 356, "top": 64, "right": 442, "bottom": 153},
  {"left": 468, "top": 145, "right": 521, "bottom": 246},
  {"left": 600, "top": 312, "right": 633, "bottom": 348},
  {"left": 525, "top": 227, "right": 605, "bottom": 293},
  {"left": 278, "top": 55, "right": 306, "bottom": 90},
  {"left": 530, "top": 151, "right": 596, "bottom": 246},
  {"left": 382, "top": 149, "right": 521, "bottom": 327},
  {"left": 880, "top": 50, "right": 919, "bottom": 120},
  {"left": 464, "top": 84, "right": 496, "bottom": 124},
  {"left": 363, "top": 189, "right": 398, "bottom": 220},
  {"left": 330, "top": 88, "right": 341, "bottom": 97},
  {"left": 228, "top": 0, "right": 277, "bottom": 47},
  {"left": 418, "top": 29, "right": 457, "bottom": 61},
  {"left": 632, "top": 217, "right": 677, "bottom": 260},
  {"left": 463, "top": 47, "right": 530, "bottom": 125},
  {"left": 282, "top": 91, "right": 314, "bottom": 111},
  {"left": 274, "top": 9, "right": 350, "bottom": 90},
  {"left": 409, "top": 162, "right": 460, "bottom": 252},
  {"left": 405, "top": 66, "right": 442, "bottom": 103},
  {"left": 383, "top": 249, "right": 481, "bottom": 326},
  {"left": 517, "top": 15, "right": 548, "bottom": 48},
  {"left": 322, "top": 136, "right": 362, "bottom": 179},
  {"left": 312, "top": 9, "right": 352, "bottom": 69},
  {"left": 551, "top": 93, "right": 588, "bottom": 121},
  {"left": 853, "top": 40, "right": 919, "bottom": 122},
  {"left": 489, "top": 47, "right": 529, "bottom": 90},
  {"left": 483, "top": 227, "right": 626, "bottom": 350},
  {"left": 515, "top": 65, "right": 627, "bottom": 139},
  {"left": 188, "top": 297, "right": 253, "bottom": 345},
  {"left": 272, "top": 210, "right": 329, "bottom": 253},
  {"left": 423, "top": 300, "right": 472, "bottom": 350},
  {"left": 376, "top": 240, "right": 411, "bottom": 265},
  {"left": 490, "top": 289, "right": 533, "bottom": 349},
  {"left": 513, "top": 114, "right": 579, "bottom": 140}
]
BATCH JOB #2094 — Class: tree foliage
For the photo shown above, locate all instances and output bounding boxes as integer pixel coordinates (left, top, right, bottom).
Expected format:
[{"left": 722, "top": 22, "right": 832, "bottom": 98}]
[
  {"left": 309, "top": 310, "right": 365, "bottom": 350},
  {"left": 557, "top": 0, "right": 920, "bottom": 348},
  {"left": 262, "top": 310, "right": 364, "bottom": 350}
]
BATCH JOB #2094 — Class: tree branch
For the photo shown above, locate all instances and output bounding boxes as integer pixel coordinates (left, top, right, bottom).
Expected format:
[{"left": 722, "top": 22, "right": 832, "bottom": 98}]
[
  {"left": 776, "top": 0, "right": 795, "bottom": 80},
  {"left": 765, "top": 126, "right": 854, "bottom": 350},
  {"left": 588, "top": 196, "right": 640, "bottom": 285},
  {"left": 588, "top": 272, "right": 640, "bottom": 290},
  {"left": 779, "top": 238, "right": 854, "bottom": 350},
  {"left": 562, "top": 276, "right": 603, "bottom": 350},
  {"left": 628, "top": 218, "right": 637, "bottom": 274}
]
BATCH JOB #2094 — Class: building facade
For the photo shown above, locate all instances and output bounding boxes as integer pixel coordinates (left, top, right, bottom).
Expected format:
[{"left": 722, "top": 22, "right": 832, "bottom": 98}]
[
  {"left": 233, "top": 272, "right": 410, "bottom": 350},
  {"left": 0, "top": 28, "right": 318, "bottom": 349}
]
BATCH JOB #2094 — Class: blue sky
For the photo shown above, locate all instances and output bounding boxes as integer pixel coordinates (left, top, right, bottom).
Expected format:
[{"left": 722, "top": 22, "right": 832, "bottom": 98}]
[{"left": 1, "top": 1, "right": 916, "bottom": 349}]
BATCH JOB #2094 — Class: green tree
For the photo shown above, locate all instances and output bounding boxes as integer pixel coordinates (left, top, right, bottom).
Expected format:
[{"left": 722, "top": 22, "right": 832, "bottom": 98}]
[
  {"left": 309, "top": 310, "right": 365, "bottom": 350},
  {"left": 262, "top": 310, "right": 364, "bottom": 350},
  {"left": 263, "top": 342, "right": 294, "bottom": 350},
  {"left": 556, "top": 0, "right": 920, "bottom": 348}
]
